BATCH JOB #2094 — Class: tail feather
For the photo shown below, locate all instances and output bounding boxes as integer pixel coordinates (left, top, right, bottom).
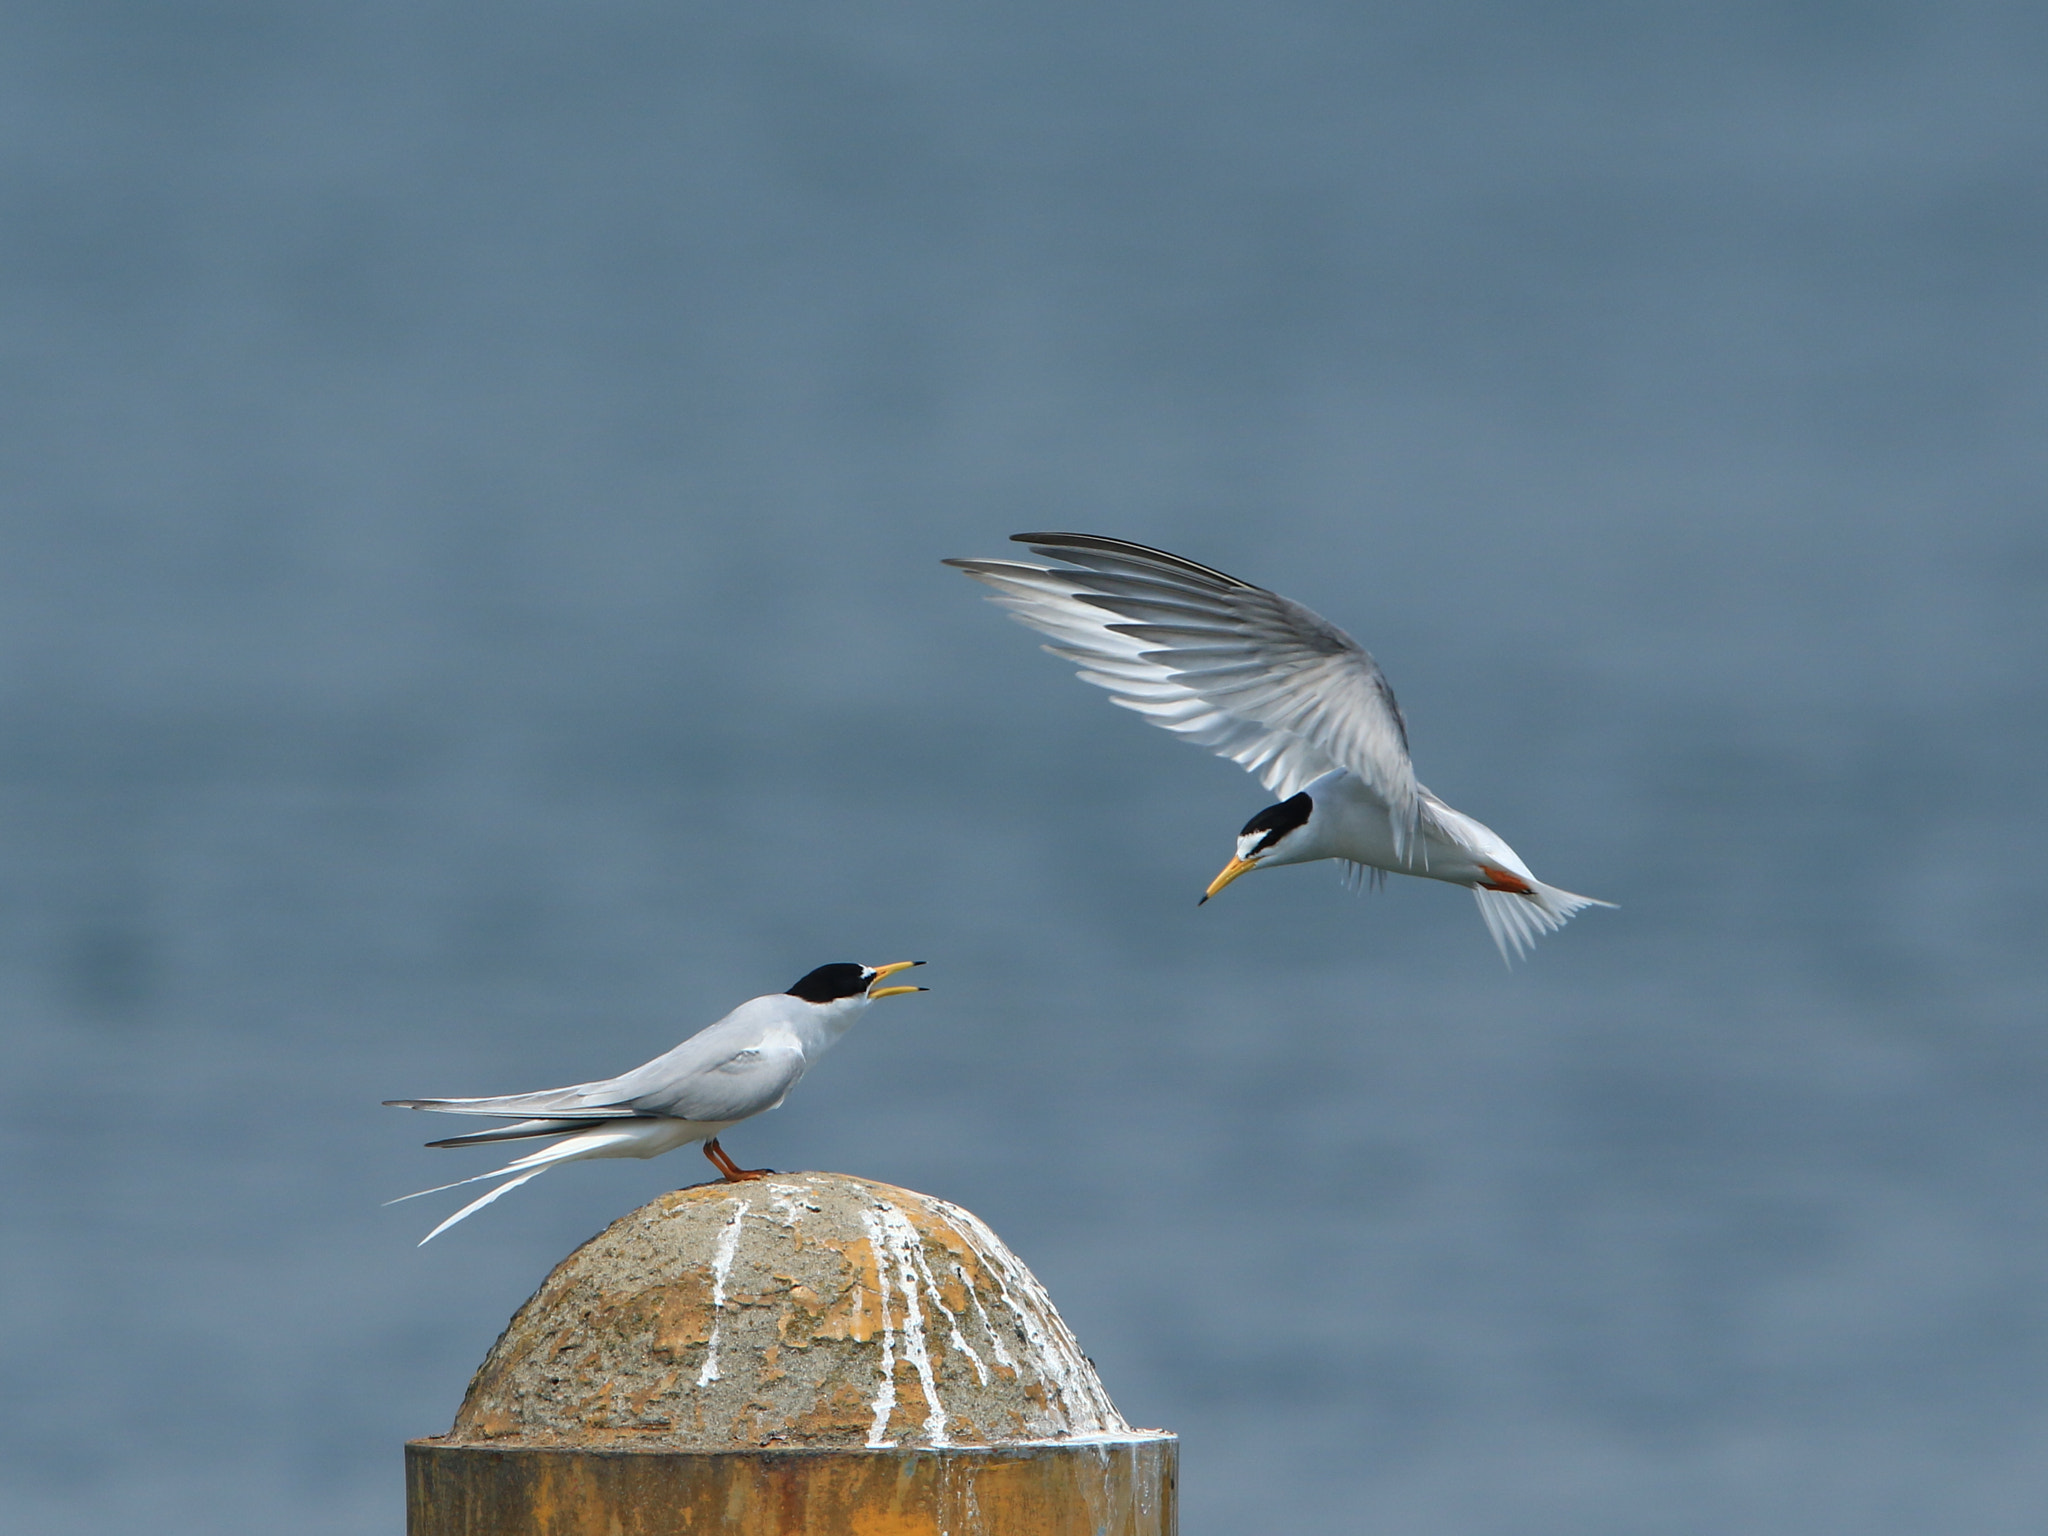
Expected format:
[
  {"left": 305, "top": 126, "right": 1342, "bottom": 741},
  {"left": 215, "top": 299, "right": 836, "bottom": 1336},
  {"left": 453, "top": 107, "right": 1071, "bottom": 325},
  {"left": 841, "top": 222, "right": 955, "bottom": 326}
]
[
  {"left": 416, "top": 1167, "right": 554, "bottom": 1246},
  {"left": 387, "top": 1118, "right": 677, "bottom": 1243},
  {"left": 1473, "top": 881, "right": 1614, "bottom": 965},
  {"left": 384, "top": 1161, "right": 542, "bottom": 1206}
]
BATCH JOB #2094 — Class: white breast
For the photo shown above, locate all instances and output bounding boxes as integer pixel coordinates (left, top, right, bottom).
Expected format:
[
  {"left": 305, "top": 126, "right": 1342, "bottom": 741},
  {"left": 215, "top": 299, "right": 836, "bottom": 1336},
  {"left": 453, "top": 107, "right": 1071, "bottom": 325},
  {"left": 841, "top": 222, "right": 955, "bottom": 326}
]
[{"left": 1310, "top": 771, "right": 1510, "bottom": 888}]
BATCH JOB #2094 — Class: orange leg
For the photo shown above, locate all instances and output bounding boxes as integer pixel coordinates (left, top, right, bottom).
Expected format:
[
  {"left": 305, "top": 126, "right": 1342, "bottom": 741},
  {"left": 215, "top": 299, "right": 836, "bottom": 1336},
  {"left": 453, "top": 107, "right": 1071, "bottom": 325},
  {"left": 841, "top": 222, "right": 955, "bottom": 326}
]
[
  {"left": 702, "top": 1138, "right": 772, "bottom": 1182},
  {"left": 1478, "top": 865, "right": 1535, "bottom": 895}
]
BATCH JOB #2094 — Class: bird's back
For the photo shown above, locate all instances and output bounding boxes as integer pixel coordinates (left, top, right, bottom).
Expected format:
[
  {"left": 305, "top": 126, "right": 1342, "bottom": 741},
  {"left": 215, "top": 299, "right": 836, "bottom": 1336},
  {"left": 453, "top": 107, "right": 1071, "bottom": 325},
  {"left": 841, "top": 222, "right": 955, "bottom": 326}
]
[{"left": 599, "top": 994, "right": 809, "bottom": 1106}]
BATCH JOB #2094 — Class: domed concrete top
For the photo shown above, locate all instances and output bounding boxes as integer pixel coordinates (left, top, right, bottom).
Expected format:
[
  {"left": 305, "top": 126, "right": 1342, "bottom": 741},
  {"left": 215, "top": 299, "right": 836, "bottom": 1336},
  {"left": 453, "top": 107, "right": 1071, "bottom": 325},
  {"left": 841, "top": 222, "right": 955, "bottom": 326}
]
[{"left": 446, "top": 1173, "right": 1134, "bottom": 1451}]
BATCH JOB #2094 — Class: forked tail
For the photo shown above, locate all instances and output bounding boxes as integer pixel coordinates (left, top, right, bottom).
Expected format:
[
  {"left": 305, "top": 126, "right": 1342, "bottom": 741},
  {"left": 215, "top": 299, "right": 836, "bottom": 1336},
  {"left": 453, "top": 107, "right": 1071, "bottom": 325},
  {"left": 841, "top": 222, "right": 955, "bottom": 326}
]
[
  {"left": 385, "top": 1120, "right": 651, "bottom": 1245},
  {"left": 1473, "top": 880, "right": 1614, "bottom": 964}
]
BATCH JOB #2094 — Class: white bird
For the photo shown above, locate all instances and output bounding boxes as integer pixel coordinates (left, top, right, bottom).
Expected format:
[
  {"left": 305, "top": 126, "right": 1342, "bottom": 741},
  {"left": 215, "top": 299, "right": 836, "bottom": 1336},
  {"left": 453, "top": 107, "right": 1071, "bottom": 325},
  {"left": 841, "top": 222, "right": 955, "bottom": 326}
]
[
  {"left": 946, "top": 533, "right": 1610, "bottom": 961},
  {"left": 385, "top": 961, "right": 925, "bottom": 1244}
]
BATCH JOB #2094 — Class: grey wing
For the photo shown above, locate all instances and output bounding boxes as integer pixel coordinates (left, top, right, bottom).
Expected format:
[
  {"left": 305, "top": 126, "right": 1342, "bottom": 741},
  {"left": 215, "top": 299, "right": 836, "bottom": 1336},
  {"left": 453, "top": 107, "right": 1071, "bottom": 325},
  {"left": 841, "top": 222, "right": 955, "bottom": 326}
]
[
  {"left": 423, "top": 1117, "right": 602, "bottom": 1148},
  {"left": 621, "top": 1042, "right": 810, "bottom": 1124},
  {"left": 946, "top": 532, "right": 1418, "bottom": 850},
  {"left": 384, "top": 1085, "right": 643, "bottom": 1118}
]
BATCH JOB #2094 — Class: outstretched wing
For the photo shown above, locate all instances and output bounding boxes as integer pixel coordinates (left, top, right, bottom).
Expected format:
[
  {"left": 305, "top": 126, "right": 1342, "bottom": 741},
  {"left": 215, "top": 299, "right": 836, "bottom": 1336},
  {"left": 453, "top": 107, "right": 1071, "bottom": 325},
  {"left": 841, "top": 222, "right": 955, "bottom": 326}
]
[{"left": 947, "top": 532, "right": 1418, "bottom": 852}]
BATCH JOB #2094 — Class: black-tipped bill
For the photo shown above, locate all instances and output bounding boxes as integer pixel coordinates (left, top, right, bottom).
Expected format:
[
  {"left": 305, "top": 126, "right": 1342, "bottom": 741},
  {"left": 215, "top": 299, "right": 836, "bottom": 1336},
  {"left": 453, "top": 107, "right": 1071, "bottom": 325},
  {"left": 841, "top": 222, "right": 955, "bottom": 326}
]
[
  {"left": 867, "top": 959, "right": 927, "bottom": 999},
  {"left": 1200, "top": 856, "right": 1259, "bottom": 905}
]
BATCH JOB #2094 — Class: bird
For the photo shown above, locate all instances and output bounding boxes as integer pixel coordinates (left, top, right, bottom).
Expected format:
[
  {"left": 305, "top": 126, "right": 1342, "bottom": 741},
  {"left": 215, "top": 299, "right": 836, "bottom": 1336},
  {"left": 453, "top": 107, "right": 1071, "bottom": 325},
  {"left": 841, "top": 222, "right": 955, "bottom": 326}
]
[
  {"left": 945, "top": 533, "right": 1610, "bottom": 961},
  {"left": 385, "top": 961, "right": 926, "bottom": 1244}
]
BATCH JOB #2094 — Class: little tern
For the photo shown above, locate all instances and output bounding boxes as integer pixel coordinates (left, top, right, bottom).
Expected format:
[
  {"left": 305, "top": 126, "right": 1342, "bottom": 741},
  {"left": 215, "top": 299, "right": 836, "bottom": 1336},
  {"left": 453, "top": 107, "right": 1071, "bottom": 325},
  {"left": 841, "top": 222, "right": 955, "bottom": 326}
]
[
  {"left": 385, "top": 961, "right": 925, "bottom": 1244},
  {"left": 947, "top": 533, "right": 1611, "bottom": 960}
]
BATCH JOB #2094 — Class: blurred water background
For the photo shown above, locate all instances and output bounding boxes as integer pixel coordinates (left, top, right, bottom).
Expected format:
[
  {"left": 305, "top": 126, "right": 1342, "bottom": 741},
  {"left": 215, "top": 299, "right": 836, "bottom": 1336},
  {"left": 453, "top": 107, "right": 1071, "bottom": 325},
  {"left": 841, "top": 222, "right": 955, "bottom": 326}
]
[{"left": 3, "top": 4, "right": 2045, "bottom": 1532}]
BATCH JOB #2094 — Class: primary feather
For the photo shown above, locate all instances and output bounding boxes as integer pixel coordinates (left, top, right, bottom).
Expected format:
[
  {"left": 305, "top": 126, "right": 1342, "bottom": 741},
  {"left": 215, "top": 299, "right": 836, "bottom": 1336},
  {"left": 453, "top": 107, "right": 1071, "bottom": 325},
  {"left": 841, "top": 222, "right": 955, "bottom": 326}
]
[{"left": 946, "top": 532, "right": 1419, "bottom": 855}]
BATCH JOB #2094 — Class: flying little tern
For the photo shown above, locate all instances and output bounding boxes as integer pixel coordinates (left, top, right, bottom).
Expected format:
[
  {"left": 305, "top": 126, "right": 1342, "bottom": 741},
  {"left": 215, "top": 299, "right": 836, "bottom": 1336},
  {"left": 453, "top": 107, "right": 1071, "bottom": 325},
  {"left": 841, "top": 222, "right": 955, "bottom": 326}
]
[
  {"left": 385, "top": 961, "right": 925, "bottom": 1243},
  {"left": 946, "top": 533, "right": 1611, "bottom": 960}
]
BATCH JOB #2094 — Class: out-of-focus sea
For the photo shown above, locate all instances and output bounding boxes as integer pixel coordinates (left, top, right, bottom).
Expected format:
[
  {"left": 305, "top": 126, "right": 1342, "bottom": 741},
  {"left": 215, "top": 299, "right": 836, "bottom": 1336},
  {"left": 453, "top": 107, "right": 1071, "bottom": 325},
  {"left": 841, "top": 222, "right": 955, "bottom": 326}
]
[{"left": 2, "top": 4, "right": 2044, "bottom": 1532}]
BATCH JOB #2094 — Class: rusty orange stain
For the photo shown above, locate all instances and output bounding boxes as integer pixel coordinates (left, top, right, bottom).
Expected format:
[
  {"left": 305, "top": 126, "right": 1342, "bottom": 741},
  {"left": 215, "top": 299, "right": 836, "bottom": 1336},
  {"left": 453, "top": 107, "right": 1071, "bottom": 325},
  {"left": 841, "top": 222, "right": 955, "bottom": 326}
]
[{"left": 408, "top": 1437, "right": 1178, "bottom": 1535}]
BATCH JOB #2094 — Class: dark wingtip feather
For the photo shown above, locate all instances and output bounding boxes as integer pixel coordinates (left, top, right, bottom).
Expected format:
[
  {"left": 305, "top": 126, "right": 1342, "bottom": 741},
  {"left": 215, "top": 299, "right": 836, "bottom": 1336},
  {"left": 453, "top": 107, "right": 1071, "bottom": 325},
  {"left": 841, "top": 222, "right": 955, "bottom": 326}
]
[{"left": 1008, "top": 532, "right": 1256, "bottom": 589}]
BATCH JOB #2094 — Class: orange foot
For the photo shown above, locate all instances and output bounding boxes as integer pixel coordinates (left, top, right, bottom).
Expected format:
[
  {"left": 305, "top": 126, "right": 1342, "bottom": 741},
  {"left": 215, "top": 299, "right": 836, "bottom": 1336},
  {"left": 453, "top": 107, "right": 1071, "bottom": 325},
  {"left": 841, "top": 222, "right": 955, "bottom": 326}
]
[
  {"left": 702, "top": 1138, "right": 773, "bottom": 1182},
  {"left": 1478, "top": 865, "right": 1535, "bottom": 895}
]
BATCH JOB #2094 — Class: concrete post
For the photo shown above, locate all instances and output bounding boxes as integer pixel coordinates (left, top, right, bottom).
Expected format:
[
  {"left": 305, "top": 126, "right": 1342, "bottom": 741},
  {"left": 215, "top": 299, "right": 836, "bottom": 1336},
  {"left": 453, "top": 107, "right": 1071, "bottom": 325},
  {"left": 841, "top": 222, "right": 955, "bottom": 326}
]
[{"left": 406, "top": 1172, "right": 1176, "bottom": 1535}]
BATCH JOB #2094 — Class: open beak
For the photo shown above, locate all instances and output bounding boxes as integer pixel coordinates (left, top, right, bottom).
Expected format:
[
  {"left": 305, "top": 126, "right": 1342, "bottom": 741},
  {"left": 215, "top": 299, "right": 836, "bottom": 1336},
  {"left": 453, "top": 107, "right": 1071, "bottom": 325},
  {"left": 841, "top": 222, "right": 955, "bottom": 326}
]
[
  {"left": 1199, "top": 856, "right": 1258, "bottom": 906},
  {"left": 867, "top": 959, "right": 927, "bottom": 999}
]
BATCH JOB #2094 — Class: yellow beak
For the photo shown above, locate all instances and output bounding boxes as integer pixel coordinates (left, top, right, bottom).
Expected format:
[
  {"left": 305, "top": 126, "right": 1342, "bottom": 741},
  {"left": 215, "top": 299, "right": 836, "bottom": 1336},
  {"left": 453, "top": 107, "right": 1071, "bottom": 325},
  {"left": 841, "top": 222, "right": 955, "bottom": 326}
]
[
  {"left": 1200, "top": 856, "right": 1258, "bottom": 904},
  {"left": 867, "top": 959, "right": 926, "bottom": 999}
]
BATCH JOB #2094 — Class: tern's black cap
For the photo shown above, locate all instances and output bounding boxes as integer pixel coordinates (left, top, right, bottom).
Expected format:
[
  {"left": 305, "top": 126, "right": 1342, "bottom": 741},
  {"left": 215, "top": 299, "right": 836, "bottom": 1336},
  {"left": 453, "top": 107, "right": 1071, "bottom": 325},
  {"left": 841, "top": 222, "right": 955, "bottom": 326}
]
[
  {"left": 1239, "top": 791, "right": 1312, "bottom": 851},
  {"left": 786, "top": 963, "right": 873, "bottom": 1003}
]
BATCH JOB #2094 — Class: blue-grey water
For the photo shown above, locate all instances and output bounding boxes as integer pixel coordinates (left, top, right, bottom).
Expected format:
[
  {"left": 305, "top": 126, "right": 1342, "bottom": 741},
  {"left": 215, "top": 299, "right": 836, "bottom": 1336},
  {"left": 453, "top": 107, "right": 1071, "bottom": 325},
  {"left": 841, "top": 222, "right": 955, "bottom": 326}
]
[{"left": 3, "top": 4, "right": 2045, "bottom": 1532}]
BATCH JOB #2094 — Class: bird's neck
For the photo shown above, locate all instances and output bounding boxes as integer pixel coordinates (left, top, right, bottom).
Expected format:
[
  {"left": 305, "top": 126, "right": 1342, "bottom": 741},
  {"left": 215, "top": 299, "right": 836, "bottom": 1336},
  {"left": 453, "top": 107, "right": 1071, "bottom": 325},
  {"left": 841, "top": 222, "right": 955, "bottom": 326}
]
[{"left": 792, "top": 998, "right": 868, "bottom": 1054}]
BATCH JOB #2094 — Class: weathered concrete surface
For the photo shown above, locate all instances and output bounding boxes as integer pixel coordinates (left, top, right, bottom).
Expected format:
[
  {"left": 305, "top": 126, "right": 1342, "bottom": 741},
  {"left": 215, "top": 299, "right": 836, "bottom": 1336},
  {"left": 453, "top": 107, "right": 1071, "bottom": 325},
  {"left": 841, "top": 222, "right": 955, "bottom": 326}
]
[
  {"left": 443, "top": 1172, "right": 1134, "bottom": 1450},
  {"left": 410, "top": 1174, "right": 1175, "bottom": 1534}
]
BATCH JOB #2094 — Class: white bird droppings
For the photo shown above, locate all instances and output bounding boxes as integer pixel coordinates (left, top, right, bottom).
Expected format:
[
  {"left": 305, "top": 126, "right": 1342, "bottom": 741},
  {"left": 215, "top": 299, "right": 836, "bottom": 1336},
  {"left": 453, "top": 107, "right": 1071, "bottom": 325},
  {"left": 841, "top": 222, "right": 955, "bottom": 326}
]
[
  {"left": 860, "top": 1202, "right": 950, "bottom": 1446},
  {"left": 695, "top": 1196, "right": 750, "bottom": 1386}
]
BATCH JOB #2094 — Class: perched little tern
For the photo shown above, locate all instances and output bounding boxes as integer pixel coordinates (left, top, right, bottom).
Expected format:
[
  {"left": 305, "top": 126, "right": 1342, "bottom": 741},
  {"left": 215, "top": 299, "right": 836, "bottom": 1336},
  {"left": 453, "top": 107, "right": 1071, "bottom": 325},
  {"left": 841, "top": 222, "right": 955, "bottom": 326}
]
[
  {"left": 385, "top": 961, "right": 925, "bottom": 1244},
  {"left": 947, "top": 533, "right": 1611, "bottom": 960}
]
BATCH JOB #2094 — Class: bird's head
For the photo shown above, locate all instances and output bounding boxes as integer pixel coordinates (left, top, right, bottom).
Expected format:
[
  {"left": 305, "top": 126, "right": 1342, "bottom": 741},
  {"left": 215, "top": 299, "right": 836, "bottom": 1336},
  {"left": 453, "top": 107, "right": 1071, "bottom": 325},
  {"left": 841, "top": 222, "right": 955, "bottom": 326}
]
[
  {"left": 1200, "top": 792, "right": 1315, "bottom": 904},
  {"left": 785, "top": 961, "right": 927, "bottom": 1007}
]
